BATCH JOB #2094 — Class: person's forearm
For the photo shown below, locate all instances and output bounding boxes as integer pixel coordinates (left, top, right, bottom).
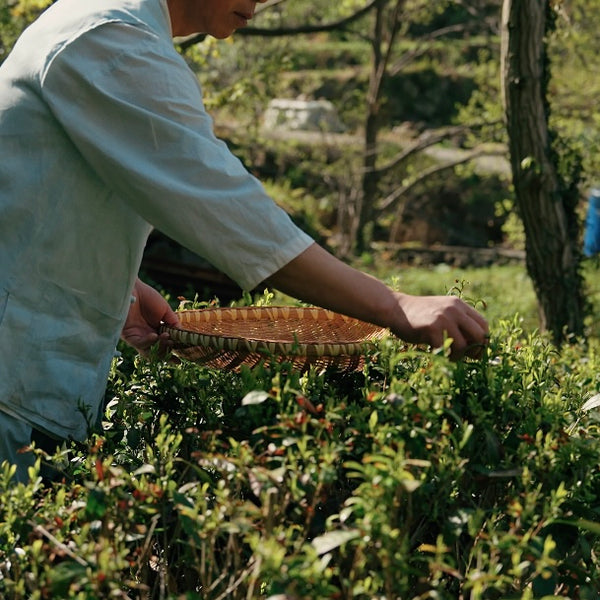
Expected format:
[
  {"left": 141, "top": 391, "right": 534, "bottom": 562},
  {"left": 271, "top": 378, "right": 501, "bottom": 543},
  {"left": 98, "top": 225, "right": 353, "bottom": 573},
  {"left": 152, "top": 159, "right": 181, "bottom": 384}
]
[{"left": 265, "top": 243, "right": 399, "bottom": 330}]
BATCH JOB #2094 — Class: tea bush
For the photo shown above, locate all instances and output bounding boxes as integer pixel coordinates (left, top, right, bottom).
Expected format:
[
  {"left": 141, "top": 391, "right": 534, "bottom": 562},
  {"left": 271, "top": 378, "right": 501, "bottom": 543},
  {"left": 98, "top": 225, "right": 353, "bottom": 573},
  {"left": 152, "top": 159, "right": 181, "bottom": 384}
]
[{"left": 2, "top": 316, "right": 600, "bottom": 599}]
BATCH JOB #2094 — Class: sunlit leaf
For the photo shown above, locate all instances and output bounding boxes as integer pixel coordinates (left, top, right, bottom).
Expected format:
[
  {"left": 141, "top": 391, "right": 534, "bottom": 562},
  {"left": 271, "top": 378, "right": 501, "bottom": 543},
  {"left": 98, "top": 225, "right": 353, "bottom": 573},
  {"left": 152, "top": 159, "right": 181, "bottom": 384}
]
[
  {"left": 242, "top": 390, "right": 271, "bottom": 405},
  {"left": 312, "top": 529, "right": 360, "bottom": 555}
]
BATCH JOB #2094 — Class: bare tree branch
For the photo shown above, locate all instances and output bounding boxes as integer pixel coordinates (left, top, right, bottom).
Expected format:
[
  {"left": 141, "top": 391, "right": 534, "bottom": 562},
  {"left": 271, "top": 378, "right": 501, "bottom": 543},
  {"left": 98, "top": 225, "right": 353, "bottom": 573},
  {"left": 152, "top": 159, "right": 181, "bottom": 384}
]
[
  {"left": 241, "top": 0, "right": 380, "bottom": 36},
  {"left": 377, "top": 147, "right": 505, "bottom": 214},
  {"left": 178, "top": 0, "right": 379, "bottom": 50},
  {"left": 389, "top": 22, "right": 471, "bottom": 76},
  {"left": 370, "top": 120, "right": 504, "bottom": 178}
]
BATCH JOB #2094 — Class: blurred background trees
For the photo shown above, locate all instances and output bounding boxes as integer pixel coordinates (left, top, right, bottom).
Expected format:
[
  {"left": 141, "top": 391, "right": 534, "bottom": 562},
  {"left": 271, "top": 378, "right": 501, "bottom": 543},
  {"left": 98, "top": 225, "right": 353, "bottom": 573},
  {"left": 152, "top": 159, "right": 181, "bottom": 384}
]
[{"left": 2, "top": 0, "right": 599, "bottom": 342}]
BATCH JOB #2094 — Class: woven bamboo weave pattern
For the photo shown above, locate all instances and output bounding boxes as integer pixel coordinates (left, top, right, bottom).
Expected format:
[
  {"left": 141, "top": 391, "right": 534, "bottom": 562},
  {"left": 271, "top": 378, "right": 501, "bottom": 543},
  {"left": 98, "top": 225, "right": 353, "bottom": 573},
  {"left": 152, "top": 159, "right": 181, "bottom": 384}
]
[{"left": 160, "top": 307, "right": 388, "bottom": 372}]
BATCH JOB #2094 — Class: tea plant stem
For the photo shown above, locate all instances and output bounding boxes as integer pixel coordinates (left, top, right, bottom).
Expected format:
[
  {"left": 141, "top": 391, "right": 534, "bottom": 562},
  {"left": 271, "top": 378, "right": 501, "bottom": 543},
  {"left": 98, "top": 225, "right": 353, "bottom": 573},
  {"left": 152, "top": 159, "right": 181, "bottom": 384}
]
[
  {"left": 212, "top": 560, "right": 256, "bottom": 600},
  {"left": 29, "top": 522, "right": 88, "bottom": 567},
  {"left": 245, "top": 555, "right": 262, "bottom": 600},
  {"left": 134, "top": 513, "right": 160, "bottom": 581}
]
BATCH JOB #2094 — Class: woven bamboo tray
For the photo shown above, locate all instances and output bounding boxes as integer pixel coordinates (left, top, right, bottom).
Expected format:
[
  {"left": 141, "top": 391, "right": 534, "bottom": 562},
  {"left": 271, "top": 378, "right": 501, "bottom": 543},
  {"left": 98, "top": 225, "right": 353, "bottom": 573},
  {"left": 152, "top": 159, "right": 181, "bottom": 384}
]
[{"left": 161, "top": 307, "right": 388, "bottom": 372}]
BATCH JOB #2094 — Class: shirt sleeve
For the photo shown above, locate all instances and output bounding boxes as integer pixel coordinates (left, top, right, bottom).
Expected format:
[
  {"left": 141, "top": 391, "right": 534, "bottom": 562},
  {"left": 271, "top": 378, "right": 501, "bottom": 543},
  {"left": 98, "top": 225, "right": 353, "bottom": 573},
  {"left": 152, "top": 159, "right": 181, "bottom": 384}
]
[{"left": 39, "top": 20, "right": 314, "bottom": 291}]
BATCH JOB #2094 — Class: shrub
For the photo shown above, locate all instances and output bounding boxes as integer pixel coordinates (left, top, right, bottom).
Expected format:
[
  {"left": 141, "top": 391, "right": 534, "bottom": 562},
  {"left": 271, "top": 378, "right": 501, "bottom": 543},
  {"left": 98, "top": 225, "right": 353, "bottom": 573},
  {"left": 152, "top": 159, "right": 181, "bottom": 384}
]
[{"left": 1, "top": 318, "right": 600, "bottom": 599}]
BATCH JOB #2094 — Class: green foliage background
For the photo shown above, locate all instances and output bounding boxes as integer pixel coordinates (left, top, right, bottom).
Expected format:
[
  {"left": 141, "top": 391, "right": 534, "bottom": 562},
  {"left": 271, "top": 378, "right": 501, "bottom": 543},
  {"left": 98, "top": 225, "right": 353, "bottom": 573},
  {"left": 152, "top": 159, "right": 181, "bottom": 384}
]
[
  {"left": 2, "top": 1, "right": 600, "bottom": 598},
  {"left": 3, "top": 281, "right": 600, "bottom": 598}
]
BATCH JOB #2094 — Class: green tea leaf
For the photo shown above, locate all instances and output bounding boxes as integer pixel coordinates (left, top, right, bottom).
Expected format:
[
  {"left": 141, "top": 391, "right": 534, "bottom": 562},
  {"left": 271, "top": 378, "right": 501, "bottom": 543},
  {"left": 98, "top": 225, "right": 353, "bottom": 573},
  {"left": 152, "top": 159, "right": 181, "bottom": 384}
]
[
  {"left": 242, "top": 390, "right": 271, "bottom": 405},
  {"left": 312, "top": 529, "right": 360, "bottom": 555}
]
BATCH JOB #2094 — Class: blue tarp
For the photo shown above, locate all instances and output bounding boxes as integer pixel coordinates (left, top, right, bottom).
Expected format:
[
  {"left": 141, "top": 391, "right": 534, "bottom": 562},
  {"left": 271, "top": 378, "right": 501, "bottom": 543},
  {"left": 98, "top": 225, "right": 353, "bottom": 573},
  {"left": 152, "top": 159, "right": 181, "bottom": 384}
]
[{"left": 584, "top": 190, "right": 600, "bottom": 257}]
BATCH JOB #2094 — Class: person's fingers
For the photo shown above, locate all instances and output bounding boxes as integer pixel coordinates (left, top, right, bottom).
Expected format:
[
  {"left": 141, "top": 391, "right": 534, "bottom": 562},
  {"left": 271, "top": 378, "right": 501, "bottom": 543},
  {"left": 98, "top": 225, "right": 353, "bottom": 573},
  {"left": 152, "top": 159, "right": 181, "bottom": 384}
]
[
  {"left": 163, "top": 307, "right": 180, "bottom": 328},
  {"left": 132, "top": 342, "right": 152, "bottom": 357},
  {"left": 137, "top": 332, "right": 159, "bottom": 352},
  {"left": 441, "top": 323, "right": 468, "bottom": 360},
  {"left": 464, "top": 304, "right": 489, "bottom": 337},
  {"left": 471, "top": 308, "right": 489, "bottom": 333},
  {"left": 460, "top": 310, "right": 488, "bottom": 344},
  {"left": 463, "top": 342, "right": 487, "bottom": 360},
  {"left": 434, "top": 312, "right": 490, "bottom": 361},
  {"left": 450, "top": 315, "right": 489, "bottom": 360},
  {"left": 156, "top": 331, "right": 174, "bottom": 350}
]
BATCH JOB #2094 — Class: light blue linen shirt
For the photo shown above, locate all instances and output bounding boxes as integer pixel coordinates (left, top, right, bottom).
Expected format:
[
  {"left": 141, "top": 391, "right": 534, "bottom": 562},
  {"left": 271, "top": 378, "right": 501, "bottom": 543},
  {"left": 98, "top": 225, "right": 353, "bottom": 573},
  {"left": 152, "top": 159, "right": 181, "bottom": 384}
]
[{"left": 0, "top": 0, "right": 314, "bottom": 440}]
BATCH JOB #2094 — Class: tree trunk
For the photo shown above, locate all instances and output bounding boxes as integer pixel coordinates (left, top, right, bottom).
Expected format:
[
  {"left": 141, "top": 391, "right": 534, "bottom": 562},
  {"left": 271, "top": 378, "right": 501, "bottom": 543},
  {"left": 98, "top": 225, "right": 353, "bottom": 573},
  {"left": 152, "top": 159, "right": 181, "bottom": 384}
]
[
  {"left": 355, "top": 0, "right": 386, "bottom": 255},
  {"left": 501, "top": 0, "right": 585, "bottom": 344}
]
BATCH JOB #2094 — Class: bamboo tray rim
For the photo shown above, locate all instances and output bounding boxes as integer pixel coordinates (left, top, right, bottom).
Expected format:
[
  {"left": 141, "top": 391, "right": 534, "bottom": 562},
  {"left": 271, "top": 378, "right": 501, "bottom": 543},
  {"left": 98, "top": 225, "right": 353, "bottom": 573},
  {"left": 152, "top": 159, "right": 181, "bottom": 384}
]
[{"left": 160, "top": 306, "right": 389, "bottom": 371}]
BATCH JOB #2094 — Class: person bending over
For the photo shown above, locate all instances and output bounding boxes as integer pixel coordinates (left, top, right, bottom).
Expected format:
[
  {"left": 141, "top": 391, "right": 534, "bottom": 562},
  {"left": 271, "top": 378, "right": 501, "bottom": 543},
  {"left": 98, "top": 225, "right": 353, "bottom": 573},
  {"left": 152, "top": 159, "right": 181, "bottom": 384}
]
[{"left": 0, "top": 0, "right": 489, "bottom": 482}]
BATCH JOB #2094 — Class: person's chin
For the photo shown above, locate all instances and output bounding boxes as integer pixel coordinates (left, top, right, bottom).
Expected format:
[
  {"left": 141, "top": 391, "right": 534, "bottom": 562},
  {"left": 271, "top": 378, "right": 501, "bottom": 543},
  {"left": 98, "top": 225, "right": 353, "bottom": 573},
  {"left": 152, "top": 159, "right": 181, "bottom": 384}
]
[
  {"left": 216, "top": 29, "right": 236, "bottom": 39},
  {"left": 207, "top": 24, "right": 237, "bottom": 39}
]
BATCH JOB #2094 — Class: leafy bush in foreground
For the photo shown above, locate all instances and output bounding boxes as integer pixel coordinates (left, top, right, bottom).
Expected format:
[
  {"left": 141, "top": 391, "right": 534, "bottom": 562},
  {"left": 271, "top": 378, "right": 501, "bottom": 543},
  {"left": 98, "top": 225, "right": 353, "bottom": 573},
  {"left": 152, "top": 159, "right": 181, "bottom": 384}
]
[{"left": 2, "top": 317, "right": 600, "bottom": 599}]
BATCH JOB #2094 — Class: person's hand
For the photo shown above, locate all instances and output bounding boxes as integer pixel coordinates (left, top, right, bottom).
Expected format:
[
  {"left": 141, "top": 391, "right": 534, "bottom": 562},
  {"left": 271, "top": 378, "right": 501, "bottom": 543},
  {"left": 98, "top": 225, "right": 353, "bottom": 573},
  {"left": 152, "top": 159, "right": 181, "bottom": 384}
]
[
  {"left": 390, "top": 292, "right": 489, "bottom": 360},
  {"left": 120, "top": 279, "right": 180, "bottom": 357}
]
